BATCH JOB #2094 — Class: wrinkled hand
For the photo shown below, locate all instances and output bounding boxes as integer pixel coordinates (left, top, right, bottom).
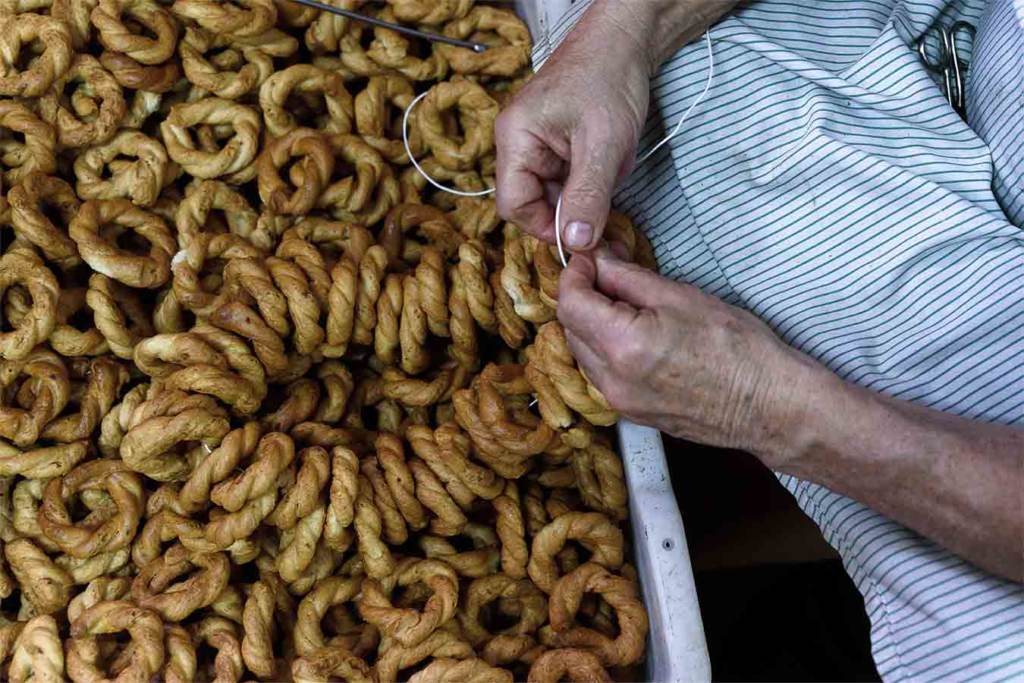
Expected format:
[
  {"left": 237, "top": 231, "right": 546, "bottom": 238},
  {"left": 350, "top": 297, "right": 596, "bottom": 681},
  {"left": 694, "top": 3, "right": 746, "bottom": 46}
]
[
  {"left": 495, "top": 4, "right": 653, "bottom": 251},
  {"left": 559, "top": 249, "right": 818, "bottom": 463}
]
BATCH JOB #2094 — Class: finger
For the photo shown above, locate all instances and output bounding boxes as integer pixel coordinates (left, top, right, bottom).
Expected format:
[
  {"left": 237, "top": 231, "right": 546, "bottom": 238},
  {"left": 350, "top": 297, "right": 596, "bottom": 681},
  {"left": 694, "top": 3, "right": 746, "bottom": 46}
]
[
  {"left": 593, "top": 247, "right": 685, "bottom": 309},
  {"left": 559, "top": 116, "right": 637, "bottom": 251},
  {"left": 495, "top": 118, "right": 568, "bottom": 242},
  {"left": 563, "top": 327, "right": 614, "bottom": 390},
  {"left": 557, "top": 253, "right": 634, "bottom": 346}
]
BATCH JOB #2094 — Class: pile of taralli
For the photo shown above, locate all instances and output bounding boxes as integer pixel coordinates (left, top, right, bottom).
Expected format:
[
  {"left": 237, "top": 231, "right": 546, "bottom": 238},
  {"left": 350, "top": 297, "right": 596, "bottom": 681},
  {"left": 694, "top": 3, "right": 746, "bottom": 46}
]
[{"left": 0, "top": 0, "right": 658, "bottom": 680}]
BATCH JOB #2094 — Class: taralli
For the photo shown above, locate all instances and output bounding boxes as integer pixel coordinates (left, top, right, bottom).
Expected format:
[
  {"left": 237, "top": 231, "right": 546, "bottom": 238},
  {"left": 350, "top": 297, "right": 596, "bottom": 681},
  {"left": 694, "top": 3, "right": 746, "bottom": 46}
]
[
  {"left": 161, "top": 98, "right": 262, "bottom": 180},
  {"left": 0, "top": 246, "right": 59, "bottom": 361},
  {"left": 439, "top": 7, "right": 531, "bottom": 76},
  {"left": 0, "top": 2, "right": 654, "bottom": 679},
  {"left": 542, "top": 562, "right": 649, "bottom": 667},
  {"left": 0, "top": 101, "right": 58, "bottom": 185},
  {"left": 527, "top": 648, "right": 613, "bottom": 683},
  {"left": 8, "top": 173, "right": 81, "bottom": 269},
  {"left": 0, "top": 15, "right": 72, "bottom": 97},
  {"left": 417, "top": 80, "right": 499, "bottom": 171},
  {"left": 73, "top": 130, "right": 171, "bottom": 206},
  {"left": 69, "top": 199, "right": 176, "bottom": 288}
]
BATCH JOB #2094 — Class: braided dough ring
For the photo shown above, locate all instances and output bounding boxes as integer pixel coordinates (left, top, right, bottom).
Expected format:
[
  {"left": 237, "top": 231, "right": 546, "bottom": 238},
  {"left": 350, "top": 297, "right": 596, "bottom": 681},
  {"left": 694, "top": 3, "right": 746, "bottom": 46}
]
[
  {"left": 9, "top": 615, "right": 65, "bottom": 683},
  {"left": 543, "top": 563, "right": 648, "bottom": 667},
  {"left": 355, "top": 74, "right": 421, "bottom": 164},
  {"left": 458, "top": 574, "right": 547, "bottom": 647},
  {"left": 91, "top": 0, "right": 179, "bottom": 64},
  {"left": 0, "top": 246, "right": 59, "bottom": 361},
  {"left": 69, "top": 199, "right": 175, "bottom": 288},
  {"left": 0, "top": 14, "right": 72, "bottom": 96},
  {"left": 38, "top": 459, "right": 145, "bottom": 558},
  {"left": 259, "top": 63, "right": 354, "bottom": 136},
  {"left": 385, "top": 0, "right": 471, "bottom": 24},
  {"left": 67, "top": 600, "right": 165, "bottom": 683},
  {"left": 527, "top": 648, "right": 612, "bottom": 683},
  {"left": 0, "top": 348, "right": 69, "bottom": 447},
  {"left": 409, "top": 658, "right": 513, "bottom": 683},
  {"left": 179, "top": 27, "right": 274, "bottom": 100},
  {"left": 526, "top": 512, "right": 625, "bottom": 594},
  {"left": 100, "top": 48, "right": 181, "bottom": 92},
  {"left": 171, "top": 0, "right": 276, "bottom": 38},
  {"left": 257, "top": 127, "right": 334, "bottom": 215},
  {"left": 416, "top": 80, "right": 498, "bottom": 172},
  {"left": 73, "top": 129, "right": 171, "bottom": 206},
  {"left": 0, "top": 101, "right": 57, "bottom": 186},
  {"left": 131, "top": 544, "right": 231, "bottom": 620},
  {"left": 161, "top": 98, "right": 261, "bottom": 180},
  {"left": 119, "top": 389, "right": 232, "bottom": 481},
  {"left": 439, "top": 7, "right": 531, "bottom": 77},
  {"left": 9, "top": 172, "right": 81, "bottom": 269},
  {"left": 39, "top": 54, "right": 126, "bottom": 148}
]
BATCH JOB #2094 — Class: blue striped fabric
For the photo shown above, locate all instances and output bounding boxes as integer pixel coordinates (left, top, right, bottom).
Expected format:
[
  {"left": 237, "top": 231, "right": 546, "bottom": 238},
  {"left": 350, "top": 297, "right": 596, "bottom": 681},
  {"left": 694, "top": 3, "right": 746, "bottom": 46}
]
[{"left": 532, "top": 1, "right": 1024, "bottom": 680}]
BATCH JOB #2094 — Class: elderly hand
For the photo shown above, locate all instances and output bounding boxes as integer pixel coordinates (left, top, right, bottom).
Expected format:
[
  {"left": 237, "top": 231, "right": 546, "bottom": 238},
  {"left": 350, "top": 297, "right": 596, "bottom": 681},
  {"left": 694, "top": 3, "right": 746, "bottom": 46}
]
[
  {"left": 494, "top": 3, "right": 653, "bottom": 251},
  {"left": 558, "top": 248, "right": 822, "bottom": 464}
]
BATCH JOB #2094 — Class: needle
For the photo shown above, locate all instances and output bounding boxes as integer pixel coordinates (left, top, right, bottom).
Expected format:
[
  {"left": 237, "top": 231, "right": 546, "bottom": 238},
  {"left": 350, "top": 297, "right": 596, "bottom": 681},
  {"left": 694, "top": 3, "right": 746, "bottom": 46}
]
[{"left": 284, "top": 0, "right": 490, "bottom": 53}]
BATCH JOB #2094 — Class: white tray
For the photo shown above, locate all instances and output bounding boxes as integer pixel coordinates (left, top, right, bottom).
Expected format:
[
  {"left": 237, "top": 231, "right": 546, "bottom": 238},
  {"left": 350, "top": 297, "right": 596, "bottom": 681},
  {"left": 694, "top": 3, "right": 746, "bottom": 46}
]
[
  {"left": 511, "top": 2, "right": 713, "bottom": 679},
  {"left": 617, "top": 422, "right": 711, "bottom": 683}
]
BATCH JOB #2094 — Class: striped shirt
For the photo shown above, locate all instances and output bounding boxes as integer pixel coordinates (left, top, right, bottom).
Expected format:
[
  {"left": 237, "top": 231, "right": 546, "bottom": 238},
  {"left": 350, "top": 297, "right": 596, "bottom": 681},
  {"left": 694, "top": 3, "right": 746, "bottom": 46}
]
[{"left": 531, "top": 0, "right": 1024, "bottom": 680}]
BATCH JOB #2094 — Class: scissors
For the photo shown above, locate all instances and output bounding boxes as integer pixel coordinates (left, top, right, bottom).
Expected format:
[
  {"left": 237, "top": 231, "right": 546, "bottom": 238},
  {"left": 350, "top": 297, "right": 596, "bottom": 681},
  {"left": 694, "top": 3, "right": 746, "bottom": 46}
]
[{"left": 917, "top": 21, "right": 975, "bottom": 120}]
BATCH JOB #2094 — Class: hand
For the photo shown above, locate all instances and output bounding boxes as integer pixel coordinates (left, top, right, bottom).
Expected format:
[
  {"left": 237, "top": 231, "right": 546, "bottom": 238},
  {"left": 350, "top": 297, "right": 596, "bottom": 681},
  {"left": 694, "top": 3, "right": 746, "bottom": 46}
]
[
  {"left": 495, "top": 2, "right": 654, "bottom": 251},
  {"left": 557, "top": 248, "right": 821, "bottom": 464}
]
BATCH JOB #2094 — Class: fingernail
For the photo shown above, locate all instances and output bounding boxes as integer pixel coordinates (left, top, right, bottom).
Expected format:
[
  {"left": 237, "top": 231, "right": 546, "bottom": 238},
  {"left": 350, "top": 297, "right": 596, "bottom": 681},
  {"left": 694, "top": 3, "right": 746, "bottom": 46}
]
[{"left": 565, "top": 221, "right": 593, "bottom": 250}]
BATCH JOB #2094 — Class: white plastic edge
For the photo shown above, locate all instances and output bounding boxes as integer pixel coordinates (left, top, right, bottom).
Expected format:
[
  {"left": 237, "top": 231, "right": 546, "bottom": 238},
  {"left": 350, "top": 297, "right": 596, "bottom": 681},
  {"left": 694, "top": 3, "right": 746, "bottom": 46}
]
[{"left": 617, "top": 421, "right": 712, "bottom": 683}]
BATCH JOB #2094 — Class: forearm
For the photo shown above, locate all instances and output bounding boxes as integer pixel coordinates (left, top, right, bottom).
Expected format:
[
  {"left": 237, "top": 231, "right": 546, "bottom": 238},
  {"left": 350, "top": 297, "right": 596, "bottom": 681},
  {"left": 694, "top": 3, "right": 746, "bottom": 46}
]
[
  {"left": 765, "top": 358, "right": 1024, "bottom": 582},
  {"left": 584, "top": 0, "right": 739, "bottom": 74}
]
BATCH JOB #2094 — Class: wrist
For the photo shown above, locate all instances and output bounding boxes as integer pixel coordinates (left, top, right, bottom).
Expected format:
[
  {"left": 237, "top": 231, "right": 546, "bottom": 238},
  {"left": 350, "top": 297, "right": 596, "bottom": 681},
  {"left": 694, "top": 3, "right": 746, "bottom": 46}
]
[
  {"left": 745, "top": 348, "right": 848, "bottom": 472},
  {"left": 588, "top": 0, "right": 737, "bottom": 75}
]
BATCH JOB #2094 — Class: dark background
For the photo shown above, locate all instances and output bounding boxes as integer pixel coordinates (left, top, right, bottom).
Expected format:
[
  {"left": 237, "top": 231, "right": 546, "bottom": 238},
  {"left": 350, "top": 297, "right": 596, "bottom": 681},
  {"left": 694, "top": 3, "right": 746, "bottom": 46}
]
[{"left": 663, "top": 437, "right": 880, "bottom": 682}]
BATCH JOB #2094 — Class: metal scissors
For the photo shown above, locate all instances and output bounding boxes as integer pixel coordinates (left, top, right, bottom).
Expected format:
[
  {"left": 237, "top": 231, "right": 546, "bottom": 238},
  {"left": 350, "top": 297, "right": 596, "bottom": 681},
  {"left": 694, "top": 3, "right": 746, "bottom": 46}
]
[{"left": 916, "top": 21, "right": 975, "bottom": 120}]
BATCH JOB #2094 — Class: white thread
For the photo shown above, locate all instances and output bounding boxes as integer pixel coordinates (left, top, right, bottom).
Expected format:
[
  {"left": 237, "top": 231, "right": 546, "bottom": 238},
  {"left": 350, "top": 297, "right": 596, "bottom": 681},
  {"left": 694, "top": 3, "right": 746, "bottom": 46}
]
[
  {"left": 402, "top": 91, "right": 496, "bottom": 197},
  {"left": 636, "top": 30, "right": 714, "bottom": 165},
  {"left": 401, "top": 29, "right": 715, "bottom": 268}
]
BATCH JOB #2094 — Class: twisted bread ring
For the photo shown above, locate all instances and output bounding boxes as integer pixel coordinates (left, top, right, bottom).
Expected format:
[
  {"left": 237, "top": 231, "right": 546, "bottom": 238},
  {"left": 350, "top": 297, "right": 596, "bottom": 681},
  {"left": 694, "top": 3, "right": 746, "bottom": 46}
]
[
  {"left": 0, "top": 348, "right": 69, "bottom": 447},
  {"left": 257, "top": 127, "right": 334, "bottom": 215},
  {"left": 416, "top": 80, "right": 498, "bottom": 172},
  {"left": 180, "top": 27, "right": 273, "bottom": 100},
  {"left": 439, "top": 7, "right": 530, "bottom": 77},
  {"left": 161, "top": 98, "right": 261, "bottom": 180},
  {"left": 527, "top": 648, "right": 612, "bottom": 683},
  {"left": 39, "top": 459, "right": 145, "bottom": 559},
  {"left": 0, "top": 245, "right": 59, "bottom": 361},
  {"left": 526, "top": 512, "right": 624, "bottom": 594},
  {"left": 69, "top": 199, "right": 175, "bottom": 288},
  {"left": 9, "top": 172, "right": 81, "bottom": 269},
  {"left": 9, "top": 615, "right": 64, "bottom": 683},
  {"left": 73, "top": 129, "right": 171, "bottom": 206},
  {"left": 91, "top": 0, "right": 179, "bottom": 65},
  {"left": 0, "top": 15, "right": 72, "bottom": 96},
  {"left": 260, "top": 63, "right": 354, "bottom": 136},
  {"left": 131, "top": 544, "right": 231, "bottom": 620},
  {"left": 409, "top": 658, "right": 514, "bottom": 683},
  {"left": 67, "top": 600, "right": 165, "bottom": 683},
  {"left": 0, "top": 101, "right": 56, "bottom": 189},
  {"left": 542, "top": 563, "right": 648, "bottom": 666}
]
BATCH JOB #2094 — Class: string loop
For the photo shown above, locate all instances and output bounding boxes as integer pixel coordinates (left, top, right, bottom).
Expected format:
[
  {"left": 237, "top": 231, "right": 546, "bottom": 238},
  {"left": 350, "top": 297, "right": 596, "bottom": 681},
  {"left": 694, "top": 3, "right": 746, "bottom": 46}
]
[{"left": 401, "top": 29, "right": 715, "bottom": 268}]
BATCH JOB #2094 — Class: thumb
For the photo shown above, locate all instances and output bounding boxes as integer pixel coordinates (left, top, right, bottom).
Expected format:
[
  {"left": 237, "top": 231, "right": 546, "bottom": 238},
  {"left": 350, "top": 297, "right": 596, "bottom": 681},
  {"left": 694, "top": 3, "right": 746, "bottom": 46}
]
[{"left": 559, "top": 123, "right": 635, "bottom": 252}]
